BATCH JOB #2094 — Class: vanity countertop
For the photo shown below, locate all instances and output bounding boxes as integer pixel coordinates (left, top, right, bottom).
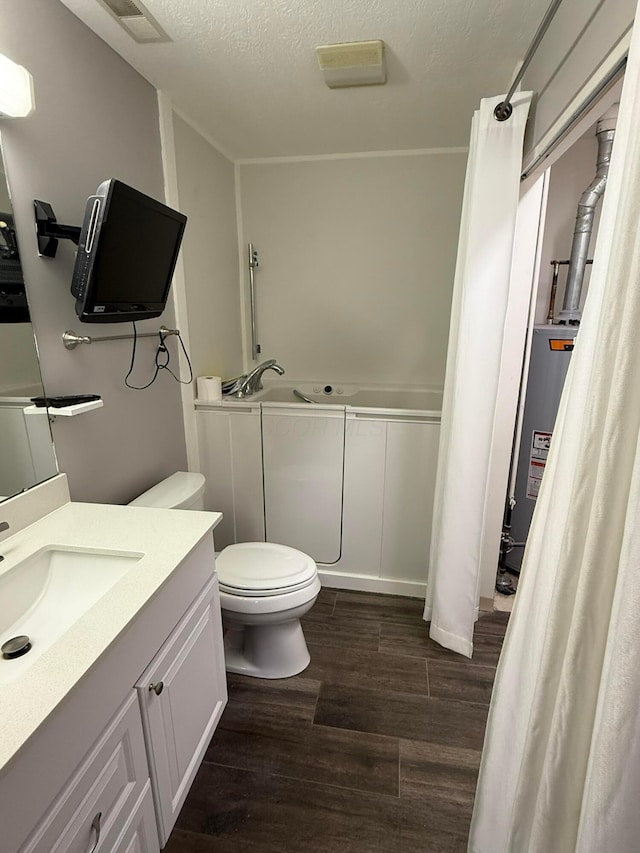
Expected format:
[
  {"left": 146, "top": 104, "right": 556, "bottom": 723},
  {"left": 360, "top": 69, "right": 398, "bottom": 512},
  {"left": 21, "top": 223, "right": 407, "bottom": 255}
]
[{"left": 0, "top": 500, "right": 222, "bottom": 775}]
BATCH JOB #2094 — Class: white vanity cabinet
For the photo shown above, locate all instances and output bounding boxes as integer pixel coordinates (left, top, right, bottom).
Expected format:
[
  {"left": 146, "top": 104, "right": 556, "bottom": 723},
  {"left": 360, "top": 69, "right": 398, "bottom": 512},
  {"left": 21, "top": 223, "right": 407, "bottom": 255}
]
[
  {"left": 136, "top": 575, "right": 226, "bottom": 847},
  {"left": 196, "top": 406, "right": 264, "bottom": 549},
  {"left": 5, "top": 532, "right": 227, "bottom": 853},
  {"left": 103, "top": 790, "right": 159, "bottom": 853},
  {"left": 19, "top": 694, "right": 157, "bottom": 853}
]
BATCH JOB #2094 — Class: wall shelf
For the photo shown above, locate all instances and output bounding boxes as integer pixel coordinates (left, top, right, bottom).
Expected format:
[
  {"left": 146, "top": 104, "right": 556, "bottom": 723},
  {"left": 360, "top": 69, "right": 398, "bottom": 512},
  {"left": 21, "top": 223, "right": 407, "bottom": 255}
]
[{"left": 23, "top": 399, "right": 104, "bottom": 418}]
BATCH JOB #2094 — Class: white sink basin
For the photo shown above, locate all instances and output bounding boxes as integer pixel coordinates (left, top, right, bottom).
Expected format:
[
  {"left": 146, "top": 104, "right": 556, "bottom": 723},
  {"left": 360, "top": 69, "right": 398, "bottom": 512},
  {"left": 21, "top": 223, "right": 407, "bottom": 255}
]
[{"left": 0, "top": 547, "right": 143, "bottom": 683}]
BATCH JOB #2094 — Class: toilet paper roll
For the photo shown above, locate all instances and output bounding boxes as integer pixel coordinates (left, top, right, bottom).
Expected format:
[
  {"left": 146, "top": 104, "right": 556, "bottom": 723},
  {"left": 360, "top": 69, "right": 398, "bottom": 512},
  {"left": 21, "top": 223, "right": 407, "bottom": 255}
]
[{"left": 196, "top": 375, "right": 222, "bottom": 402}]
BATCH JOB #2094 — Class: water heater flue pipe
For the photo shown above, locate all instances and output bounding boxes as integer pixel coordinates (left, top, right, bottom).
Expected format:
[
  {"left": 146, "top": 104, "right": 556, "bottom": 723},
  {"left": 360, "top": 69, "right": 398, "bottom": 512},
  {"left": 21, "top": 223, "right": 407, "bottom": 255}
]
[{"left": 559, "top": 105, "right": 618, "bottom": 324}]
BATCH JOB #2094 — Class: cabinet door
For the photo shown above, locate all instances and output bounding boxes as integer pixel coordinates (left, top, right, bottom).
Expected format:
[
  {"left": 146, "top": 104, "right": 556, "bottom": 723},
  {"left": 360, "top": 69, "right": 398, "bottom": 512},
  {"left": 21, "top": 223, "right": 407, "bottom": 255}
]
[
  {"left": 380, "top": 420, "right": 440, "bottom": 583},
  {"left": 338, "top": 413, "right": 387, "bottom": 575},
  {"left": 228, "top": 409, "right": 265, "bottom": 542},
  {"left": 112, "top": 785, "right": 159, "bottom": 853},
  {"left": 196, "top": 407, "right": 264, "bottom": 548},
  {"left": 196, "top": 410, "right": 235, "bottom": 548},
  {"left": 136, "top": 576, "right": 227, "bottom": 847},
  {"left": 262, "top": 406, "right": 345, "bottom": 563},
  {"left": 20, "top": 693, "right": 157, "bottom": 853}
]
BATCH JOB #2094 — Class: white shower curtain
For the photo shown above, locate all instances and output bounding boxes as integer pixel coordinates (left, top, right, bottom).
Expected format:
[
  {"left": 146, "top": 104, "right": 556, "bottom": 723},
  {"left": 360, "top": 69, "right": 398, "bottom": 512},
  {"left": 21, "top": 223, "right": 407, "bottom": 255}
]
[
  {"left": 424, "top": 91, "right": 531, "bottom": 657},
  {"left": 470, "top": 11, "right": 640, "bottom": 851}
]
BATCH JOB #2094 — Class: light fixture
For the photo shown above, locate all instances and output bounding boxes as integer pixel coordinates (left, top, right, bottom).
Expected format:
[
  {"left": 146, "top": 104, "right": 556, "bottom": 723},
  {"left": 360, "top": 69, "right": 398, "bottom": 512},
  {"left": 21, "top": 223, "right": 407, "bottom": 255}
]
[
  {"left": 316, "top": 40, "right": 386, "bottom": 89},
  {"left": 0, "top": 53, "right": 34, "bottom": 118}
]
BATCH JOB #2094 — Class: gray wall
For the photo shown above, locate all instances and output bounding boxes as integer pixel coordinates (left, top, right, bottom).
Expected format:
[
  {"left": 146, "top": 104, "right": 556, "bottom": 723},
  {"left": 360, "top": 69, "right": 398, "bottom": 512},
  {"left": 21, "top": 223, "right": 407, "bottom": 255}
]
[
  {"left": 238, "top": 153, "right": 467, "bottom": 386},
  {"left": 0, "top": 0, "right": 187, "bottom": 503},
  {"left": 173, "top": 114, "right": 243, "bottom": 381},
  {"left": 523, "top": 0, "right": 635, "bottom": 159}
]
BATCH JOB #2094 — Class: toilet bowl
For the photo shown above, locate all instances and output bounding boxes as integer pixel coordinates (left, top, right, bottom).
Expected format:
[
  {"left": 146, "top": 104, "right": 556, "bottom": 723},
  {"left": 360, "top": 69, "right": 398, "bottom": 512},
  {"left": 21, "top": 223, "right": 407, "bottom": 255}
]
[
  {"left": 217, "top": 542, "right": 320, "bottom": 678},
  {"left": 130, "top": 472, "right": 320, "bottom": 679}
]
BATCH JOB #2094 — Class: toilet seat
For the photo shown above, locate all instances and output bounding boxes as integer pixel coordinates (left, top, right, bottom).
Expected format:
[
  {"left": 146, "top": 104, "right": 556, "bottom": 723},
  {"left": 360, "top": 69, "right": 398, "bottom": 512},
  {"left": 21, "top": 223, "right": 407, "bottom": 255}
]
[
  {"left": 219, "top": 575, "right": 317, "bottom": 597},
  {"left": 216, "top": 542, "right": 317, "bottom": 597}
]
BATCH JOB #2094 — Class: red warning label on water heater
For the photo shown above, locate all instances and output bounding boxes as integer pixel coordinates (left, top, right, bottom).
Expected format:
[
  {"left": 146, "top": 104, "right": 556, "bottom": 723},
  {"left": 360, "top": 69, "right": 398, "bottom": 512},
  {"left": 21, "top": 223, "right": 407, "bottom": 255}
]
[{"left": 527, "top": 431, "right": 552, "bottom": 500}]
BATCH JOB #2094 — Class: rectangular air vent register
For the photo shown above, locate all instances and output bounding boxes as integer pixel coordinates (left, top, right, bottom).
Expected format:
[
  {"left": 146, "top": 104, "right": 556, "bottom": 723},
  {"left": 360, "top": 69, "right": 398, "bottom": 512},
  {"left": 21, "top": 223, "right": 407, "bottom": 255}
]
[
  {"left": 316, "top": 40, "right": 386, "bottom": 88},
  {"left": 96, "top": 0, "right": 170, "bottom": 43}
]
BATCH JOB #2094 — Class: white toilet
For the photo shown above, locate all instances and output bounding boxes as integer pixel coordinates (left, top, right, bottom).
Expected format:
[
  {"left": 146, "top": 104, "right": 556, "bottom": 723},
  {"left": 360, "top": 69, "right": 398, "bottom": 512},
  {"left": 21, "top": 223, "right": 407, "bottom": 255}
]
[{"left": 130, "top": 472, "right": 320, "bottom": 679}]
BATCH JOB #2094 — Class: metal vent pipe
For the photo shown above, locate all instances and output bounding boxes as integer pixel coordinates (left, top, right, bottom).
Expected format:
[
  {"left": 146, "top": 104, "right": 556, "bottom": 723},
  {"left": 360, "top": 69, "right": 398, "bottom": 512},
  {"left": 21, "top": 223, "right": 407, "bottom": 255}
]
[{"left": 558, "top": 105, "right": 618, "bottom": 324}]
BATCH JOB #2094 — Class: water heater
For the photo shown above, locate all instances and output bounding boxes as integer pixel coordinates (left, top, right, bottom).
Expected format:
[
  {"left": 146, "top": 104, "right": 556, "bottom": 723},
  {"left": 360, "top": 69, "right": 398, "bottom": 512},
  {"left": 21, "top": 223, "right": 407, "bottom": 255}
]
[{"left": 505, "top": 325, "right": 577, "bottom": 572}]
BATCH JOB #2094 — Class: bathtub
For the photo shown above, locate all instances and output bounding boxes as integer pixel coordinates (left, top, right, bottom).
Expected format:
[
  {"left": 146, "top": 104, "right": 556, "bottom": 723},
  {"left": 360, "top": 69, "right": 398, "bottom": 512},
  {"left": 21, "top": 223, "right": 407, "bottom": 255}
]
[
  {"left": 212, "top": 382, "right": 443, "bottom": 415},
  {"left": 195, "top": 383, "right": 442, "bottom": 597}
]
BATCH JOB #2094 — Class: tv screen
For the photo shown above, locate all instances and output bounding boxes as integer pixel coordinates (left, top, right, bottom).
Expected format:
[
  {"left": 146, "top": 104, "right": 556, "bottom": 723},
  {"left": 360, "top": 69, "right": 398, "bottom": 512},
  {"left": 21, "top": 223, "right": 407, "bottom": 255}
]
[{"left": 71, "top": 179, "right": 187, "bottom": 324}]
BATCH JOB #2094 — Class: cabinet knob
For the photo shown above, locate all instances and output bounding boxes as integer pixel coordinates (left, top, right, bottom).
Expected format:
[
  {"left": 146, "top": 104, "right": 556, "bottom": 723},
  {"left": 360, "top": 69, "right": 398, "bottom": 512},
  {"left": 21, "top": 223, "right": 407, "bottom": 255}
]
[
  {"left": 149, "top": 681, "right": 164, "bottom": 695},
  {"left": 88, "top": 811, "right": 102, "bottom": 853}
]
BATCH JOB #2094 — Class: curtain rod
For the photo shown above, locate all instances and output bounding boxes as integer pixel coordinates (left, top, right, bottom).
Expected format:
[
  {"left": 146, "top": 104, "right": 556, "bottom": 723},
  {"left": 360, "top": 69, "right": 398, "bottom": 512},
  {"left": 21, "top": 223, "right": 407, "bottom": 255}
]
[
  {"left": 521, "top": 55, "right": 627, "bottom": 179},
  {"left": 494, "top": 0, "right": 565, "bottom": 122}
]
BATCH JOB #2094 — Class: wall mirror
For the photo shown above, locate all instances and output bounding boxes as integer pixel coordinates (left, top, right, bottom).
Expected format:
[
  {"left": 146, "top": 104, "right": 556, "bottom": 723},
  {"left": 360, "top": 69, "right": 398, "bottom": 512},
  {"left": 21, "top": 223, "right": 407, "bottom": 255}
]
[{"left": 0, "top": 142, "right": 58, "bottom": 500}]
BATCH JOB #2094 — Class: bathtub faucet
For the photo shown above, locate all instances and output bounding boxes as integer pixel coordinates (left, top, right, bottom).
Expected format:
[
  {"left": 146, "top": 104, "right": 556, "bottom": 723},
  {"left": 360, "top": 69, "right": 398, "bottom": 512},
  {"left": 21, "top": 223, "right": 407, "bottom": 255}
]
[{"left": 234, "top": 359, "right": 285, "bottom": 398}]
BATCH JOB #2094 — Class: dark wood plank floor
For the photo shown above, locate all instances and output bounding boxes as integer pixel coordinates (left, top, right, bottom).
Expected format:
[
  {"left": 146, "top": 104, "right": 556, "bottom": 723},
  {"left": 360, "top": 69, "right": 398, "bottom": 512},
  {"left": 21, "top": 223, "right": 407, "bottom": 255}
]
[{"left": 165, "top": 589, "right": 509, "bottom": 853}]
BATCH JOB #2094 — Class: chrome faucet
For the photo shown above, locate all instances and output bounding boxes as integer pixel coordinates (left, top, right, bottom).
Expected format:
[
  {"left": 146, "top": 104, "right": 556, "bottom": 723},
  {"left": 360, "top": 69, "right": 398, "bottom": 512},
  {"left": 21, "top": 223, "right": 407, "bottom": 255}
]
[{"left": 234, "top": 359, "right": 285, "bottom": 398}]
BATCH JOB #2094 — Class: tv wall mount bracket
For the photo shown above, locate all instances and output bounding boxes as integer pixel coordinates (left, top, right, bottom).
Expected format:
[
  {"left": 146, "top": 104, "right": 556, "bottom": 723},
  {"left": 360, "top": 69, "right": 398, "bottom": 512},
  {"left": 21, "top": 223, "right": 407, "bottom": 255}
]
[{"left": 34, "top": 200, "right": 81, "bottom": 258}]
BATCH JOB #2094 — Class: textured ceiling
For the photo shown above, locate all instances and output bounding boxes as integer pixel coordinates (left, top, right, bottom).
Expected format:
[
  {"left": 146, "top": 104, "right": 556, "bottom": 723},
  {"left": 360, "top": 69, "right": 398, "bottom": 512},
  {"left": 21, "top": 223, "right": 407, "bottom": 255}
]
[{"left": 59, "top": 0, "right": 549, "bottom": 159}]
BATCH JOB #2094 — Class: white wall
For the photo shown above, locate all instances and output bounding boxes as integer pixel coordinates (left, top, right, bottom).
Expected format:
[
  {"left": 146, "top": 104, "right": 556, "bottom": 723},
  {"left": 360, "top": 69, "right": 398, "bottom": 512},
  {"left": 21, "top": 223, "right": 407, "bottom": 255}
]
[
  {"left": 535, "top": 134, "right": 601, "bottom": 324},
  {"left": 172, "top": 114, "right": 243, "bottom": 381},
  {"left": 238, "top": 151, "right": 467, "bottom": 386},
  {"left": 0, "top": 0, "right": 187, "bottom": 503},
  {"left": 522, "top": 0, "right": 635, "bottom": 162}
]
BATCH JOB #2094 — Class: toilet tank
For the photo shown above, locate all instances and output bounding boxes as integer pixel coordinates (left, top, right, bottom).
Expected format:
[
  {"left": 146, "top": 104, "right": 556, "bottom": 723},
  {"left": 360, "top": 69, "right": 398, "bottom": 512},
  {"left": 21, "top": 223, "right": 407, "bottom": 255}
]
[{"left": 129, "top": 471, "right": 206, "bottom": 510}]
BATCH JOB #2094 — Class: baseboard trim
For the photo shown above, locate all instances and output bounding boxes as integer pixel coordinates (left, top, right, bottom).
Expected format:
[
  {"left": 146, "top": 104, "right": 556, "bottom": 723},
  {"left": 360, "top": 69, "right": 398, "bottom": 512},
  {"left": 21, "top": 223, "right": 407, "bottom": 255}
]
[
  {"left": 317, "top": 569, "right": 426, "bottom": 599},
  {"left": 317, "top": 570, "right": 493, "bottom": 610}
]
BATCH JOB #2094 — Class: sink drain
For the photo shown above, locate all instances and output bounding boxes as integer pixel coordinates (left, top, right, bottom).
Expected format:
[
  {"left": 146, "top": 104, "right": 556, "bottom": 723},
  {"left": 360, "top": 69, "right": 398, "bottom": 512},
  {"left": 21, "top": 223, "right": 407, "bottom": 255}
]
[{"left": 1, "top": 635, "right": 31, "bottom": 660}]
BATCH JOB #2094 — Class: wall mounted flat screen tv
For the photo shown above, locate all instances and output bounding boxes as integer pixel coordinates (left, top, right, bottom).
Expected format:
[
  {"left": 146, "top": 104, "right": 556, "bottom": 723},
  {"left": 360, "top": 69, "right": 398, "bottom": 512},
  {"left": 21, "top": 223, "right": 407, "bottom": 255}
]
[{"left": 71, "top": 179, "right": 187, "bottom": 324}]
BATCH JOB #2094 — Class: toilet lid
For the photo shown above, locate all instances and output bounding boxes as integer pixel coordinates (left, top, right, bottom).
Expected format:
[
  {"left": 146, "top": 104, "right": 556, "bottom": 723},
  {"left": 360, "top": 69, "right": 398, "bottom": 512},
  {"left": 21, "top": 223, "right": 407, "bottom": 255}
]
[{"left": 216, "top": 542, "right": 317, "bottom": 595}]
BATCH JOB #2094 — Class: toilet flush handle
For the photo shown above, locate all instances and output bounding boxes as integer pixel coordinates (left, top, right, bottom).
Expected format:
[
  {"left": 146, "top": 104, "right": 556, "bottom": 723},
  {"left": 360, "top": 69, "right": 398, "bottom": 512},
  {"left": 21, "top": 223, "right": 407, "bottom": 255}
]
[{"left": 149, "top": 681, "right": 164, "bottom": 695}]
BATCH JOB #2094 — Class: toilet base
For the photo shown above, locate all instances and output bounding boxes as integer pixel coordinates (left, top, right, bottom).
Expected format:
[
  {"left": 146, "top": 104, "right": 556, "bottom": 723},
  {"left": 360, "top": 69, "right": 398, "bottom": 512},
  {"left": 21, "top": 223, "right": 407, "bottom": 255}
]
[{"left": 223, "top": 618, "right": 311, "bottom": 679}]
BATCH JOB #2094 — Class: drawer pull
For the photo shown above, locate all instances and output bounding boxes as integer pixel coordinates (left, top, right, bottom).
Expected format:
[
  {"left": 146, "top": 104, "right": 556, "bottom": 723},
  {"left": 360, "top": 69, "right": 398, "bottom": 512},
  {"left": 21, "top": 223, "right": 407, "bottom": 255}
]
[
  {"left": 88, "top": 811, "right": 102, "bottom": 853},
  {"left": 149, "top": 681, "right": 164, "bottom": 695}
]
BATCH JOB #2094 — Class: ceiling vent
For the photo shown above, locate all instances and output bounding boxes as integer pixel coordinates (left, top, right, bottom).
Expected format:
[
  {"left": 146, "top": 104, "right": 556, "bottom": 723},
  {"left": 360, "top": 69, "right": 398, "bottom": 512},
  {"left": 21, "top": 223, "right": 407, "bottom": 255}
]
[
  {"left": 97, "top": 0, "right": 171, "bottom": 43},
  {"left": 316, "top": 40, "right": 386, "bottom": 88}
]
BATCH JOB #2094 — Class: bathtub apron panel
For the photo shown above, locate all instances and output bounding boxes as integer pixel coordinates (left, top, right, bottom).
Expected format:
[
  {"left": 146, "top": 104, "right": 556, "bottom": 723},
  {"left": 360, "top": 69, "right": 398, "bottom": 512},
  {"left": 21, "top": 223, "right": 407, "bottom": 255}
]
[
  {"left": 262, "top": 405, "right": 346, "bottom": 564},
  {"left": 194, "top": 389, "right": 442, "bottom": 597}
]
